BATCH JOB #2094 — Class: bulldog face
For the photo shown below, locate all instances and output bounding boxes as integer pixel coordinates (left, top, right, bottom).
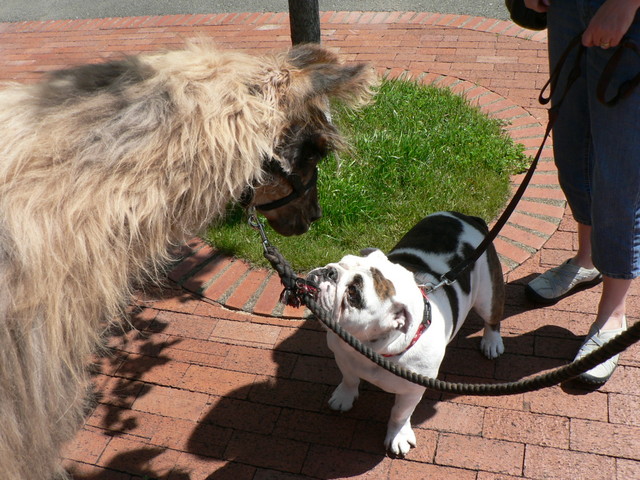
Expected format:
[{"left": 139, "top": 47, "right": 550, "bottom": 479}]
[{"left": 308, "top": 249, "right": 422, "bottom": 343}]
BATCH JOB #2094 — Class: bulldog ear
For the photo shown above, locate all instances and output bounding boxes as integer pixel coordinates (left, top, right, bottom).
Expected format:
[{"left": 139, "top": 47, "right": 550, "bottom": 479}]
[
  {"left": 361, "top": 249, "right": 389, "bottom": 264},
  {"left": 391, "top": 302, "right": 412, "bottom": 334}
]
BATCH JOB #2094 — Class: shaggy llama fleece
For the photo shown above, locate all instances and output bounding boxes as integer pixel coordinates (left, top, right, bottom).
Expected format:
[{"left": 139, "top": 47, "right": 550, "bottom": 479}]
[{"left": 0, "top": 41, "right": 375, "bottom": 479}]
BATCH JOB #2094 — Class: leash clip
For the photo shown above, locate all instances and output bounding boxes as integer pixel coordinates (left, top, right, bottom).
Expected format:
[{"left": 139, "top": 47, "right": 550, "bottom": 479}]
[
  {"left": 419, "top": 274, "right": 455, "bottom": 295},
  {"left": 247, "top": 207, "right": 271, "bottom": 253}
]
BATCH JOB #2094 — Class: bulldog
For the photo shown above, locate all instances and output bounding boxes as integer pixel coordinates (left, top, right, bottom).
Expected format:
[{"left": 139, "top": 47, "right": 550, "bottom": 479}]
[{"left": 308, "top": 211, "right": 505, "bottom": 456}]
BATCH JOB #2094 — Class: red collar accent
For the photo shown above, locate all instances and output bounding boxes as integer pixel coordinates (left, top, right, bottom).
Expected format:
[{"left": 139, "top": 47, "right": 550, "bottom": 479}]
[{"left": 382, "top": 288, "right": 431, "bottom": 358}]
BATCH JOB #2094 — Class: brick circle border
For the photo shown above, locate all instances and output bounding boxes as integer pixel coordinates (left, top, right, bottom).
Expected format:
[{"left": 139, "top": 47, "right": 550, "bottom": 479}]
[
  {"left": 0, "top": 11, "right": 563, "bottom": 319},
  {"left": 164, "top": 13, "right": 562, "bottom": 318},
  {"left": 169, "top": 74, "right": 562, "bottom": 318}
]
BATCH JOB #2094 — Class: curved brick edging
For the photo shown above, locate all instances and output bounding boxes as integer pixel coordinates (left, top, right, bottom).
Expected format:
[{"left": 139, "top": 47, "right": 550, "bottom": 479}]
[
  {"left": 161, "top": 13, "right": 562, "bottom": 319},
  {"left": 0, "top": 11, "right": 563, "bottom": 319},
  {"left": 169, "top": 81, "right": 563, "bottom": 319}
]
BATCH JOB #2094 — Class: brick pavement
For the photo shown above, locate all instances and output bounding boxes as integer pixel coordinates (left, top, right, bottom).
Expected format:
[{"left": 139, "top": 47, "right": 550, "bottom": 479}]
[{"left": 1, "top": 10, "right": 639, "bottom": 480}]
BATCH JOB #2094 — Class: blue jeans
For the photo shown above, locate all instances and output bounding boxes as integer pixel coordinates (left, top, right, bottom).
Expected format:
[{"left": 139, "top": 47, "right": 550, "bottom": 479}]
[{"left": 547, "top": 0, "right": 640, "bottom": 279}]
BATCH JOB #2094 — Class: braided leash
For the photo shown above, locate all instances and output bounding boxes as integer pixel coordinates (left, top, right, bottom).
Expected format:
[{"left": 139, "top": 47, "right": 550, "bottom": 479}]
[{"left": 255, "top": 233, "right": 640, "bottom": 395}]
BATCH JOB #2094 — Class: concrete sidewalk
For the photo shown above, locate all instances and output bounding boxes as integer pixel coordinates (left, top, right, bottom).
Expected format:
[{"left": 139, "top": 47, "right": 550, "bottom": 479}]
[
  {"left": 1, "top": 11, "right": 639, "bottom": 480},
  {"left": 0, "top": 1, "right": 510, "bottom": 23}
]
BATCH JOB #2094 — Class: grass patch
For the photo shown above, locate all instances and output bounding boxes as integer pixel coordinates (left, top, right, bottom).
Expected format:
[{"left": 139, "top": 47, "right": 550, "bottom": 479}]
[{"left": 205, "top": 78, "right": 528, "bottom": 272}]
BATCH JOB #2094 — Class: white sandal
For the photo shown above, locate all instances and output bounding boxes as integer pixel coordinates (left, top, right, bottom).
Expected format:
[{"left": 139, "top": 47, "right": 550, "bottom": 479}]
[
  {"left": 525, "top": 259, "right": 602, "bottom": 304},
  {"left": 575, "top": 317, "right": 627, "bottom": 385}
]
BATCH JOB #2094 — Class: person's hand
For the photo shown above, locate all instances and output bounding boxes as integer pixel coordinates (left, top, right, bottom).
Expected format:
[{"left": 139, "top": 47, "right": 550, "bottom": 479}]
[
  {"left": 524, "top": 0, "right": 550, "bottom": 13},
  {"left": 582, "top": 0, "right": 640, "bottom": 49}
]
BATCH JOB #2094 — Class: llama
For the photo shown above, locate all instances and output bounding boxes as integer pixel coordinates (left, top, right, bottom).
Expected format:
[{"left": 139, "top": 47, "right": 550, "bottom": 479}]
[{"left": 0, "top": 41, "right": 376, "bottom": 479}]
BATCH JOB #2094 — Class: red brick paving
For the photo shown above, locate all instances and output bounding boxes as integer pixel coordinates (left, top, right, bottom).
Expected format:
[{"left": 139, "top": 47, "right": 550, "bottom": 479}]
[{"left": 2, "top": 10, "right": 639, "bottom": 480}]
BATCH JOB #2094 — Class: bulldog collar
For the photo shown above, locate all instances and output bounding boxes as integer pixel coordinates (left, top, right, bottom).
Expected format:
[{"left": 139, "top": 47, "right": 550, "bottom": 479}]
[{"left": 382, "top": 287, "right": 431, "bottom": 358}]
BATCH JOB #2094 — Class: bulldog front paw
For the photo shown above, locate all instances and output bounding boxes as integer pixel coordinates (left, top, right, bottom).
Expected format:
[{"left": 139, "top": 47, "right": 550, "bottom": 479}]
[
  {"left": 384, "top": 423, "right": 416, "bottom": 456},
  {"left": 328, "top": 383, "right": 358, "bottom": 412},
  {"left": 480, "top": 329, "right": 505, "bottom": 359}
]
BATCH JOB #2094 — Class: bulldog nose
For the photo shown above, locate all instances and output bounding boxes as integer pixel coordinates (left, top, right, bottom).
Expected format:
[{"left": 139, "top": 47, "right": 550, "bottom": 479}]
[
  {"left": 326, "top": 266, "right": 338, "bottom": 282},
  {"left": 308, "top": 266, "right": 338, "bottom": 285}
]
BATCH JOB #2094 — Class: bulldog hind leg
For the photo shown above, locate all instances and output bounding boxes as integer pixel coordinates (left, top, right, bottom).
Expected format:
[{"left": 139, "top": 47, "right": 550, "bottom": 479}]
[{"left": 475, "top": 246, "right": 505, "bottom": 359}]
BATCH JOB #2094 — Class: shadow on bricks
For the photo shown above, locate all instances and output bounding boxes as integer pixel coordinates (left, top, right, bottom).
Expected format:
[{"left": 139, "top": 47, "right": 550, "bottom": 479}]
[
  {"left": 432, "top": 279, "right": 594, "bottom": 400},
  {"left": 73, "top": 277, "right": 598, "bottom": 479},
  {"left": 189, "top": 320, "right": 383, "bottom": 478},
  {"left": 75, "top": 303, "right": 194, "bottom": 479},
  {"left": 182, "top": 318, "right": 440, "bottom": 478},
  {"left": 71, "top": 449, "right": 191, "bottom": 480}
]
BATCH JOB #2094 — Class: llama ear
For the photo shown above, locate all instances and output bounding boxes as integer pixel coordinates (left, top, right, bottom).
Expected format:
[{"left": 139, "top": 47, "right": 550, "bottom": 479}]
[
  {"left": 287, "top": 44, "right": 378, "bottom": 106},
  {"left": 306, "top": 63, "right": 377, "bottom": 105},
  {"left": 287, "top": 44, "right": 341, "bottom": 69}
]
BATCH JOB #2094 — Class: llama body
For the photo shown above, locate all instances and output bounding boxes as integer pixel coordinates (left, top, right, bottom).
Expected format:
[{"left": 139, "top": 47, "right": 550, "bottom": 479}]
[{"left": 0, "top": 42, "right": 375, "bottom": 479}]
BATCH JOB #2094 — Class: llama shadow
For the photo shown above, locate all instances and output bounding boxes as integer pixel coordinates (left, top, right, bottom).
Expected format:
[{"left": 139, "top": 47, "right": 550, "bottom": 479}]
[
  {"left": 69, "top": 278, "right": 210, "bottom": 480},
  {"left": 187, "top": 317, "right": 440, "bottom": 479},
  {"left": 89, "top": 281, "right": 196, "bottom": 432}
]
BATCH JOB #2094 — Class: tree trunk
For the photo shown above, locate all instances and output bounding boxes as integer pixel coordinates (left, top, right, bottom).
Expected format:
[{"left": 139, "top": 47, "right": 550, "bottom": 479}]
[{"left": 288, "top": 0, "right": 320, "bottom": 45}]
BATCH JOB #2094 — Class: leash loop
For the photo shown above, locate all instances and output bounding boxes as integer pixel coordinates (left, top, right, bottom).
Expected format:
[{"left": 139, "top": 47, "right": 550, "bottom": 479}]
[
  {"left": 539, "top": 33, "right": 584, "bottom": 107},
  {"left": 596, "top": 38, "right": 640, "bottom": 106}
]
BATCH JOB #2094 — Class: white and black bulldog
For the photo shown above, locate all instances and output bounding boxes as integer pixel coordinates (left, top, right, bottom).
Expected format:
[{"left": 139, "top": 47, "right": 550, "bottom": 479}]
[{"left": 308, "top": 211, "right": 505, "bottom": 456}]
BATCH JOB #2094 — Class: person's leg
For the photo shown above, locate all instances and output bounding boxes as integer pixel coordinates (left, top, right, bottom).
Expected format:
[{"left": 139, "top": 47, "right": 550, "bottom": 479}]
[
  {"left": 572, "top": 223, "right": 594, "bottom": 269},
  {"left": 571, "top": 223, "right": 628, "bottom": 330},
  {"left": 596, "top": 277, "right": 630, "bottom": 329},
  {"left": 524, "top": 1, "right": 605, "bottom": 304},
  {"left": 572, "top": 0, "right": 640, "bottom": 383},
  {"left": 571, "top": 223, "right": 632, "bottom": 330},
  {"left": 567, "top": 222, "right": 629, "bottom": 329},
  {"left": 574, "top": 274, "right": 630, "bottom": 384}
]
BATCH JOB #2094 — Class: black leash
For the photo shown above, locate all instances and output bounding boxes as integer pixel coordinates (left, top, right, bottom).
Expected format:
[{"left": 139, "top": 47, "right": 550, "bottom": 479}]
[
  {"left": 597, "top": 37, "right": 640, "bottom": 106},
  {"left": 442, "top": 34, "right": 584, "bottom": 286}
]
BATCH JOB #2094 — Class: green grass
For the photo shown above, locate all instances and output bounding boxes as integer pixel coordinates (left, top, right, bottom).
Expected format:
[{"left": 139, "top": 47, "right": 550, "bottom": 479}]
[{"left": 205, "top": 78, "right": 528, "bottom": 272}]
